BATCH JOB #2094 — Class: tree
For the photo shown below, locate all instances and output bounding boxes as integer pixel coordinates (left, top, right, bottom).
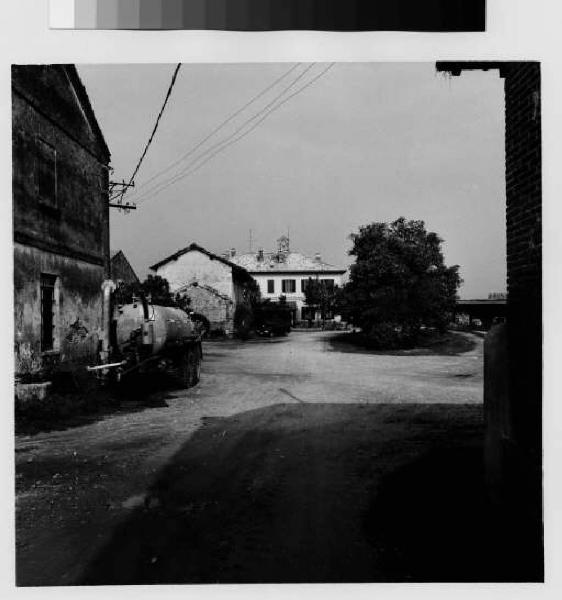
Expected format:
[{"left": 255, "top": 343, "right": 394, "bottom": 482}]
[
  {"left": 303, "top": 278, "right": 339, "bottom": 322},
  {"left": 343, "top": 217, "right": 462, "bottom": 347},
  {"left": 114, "top": 274, "right": 182, "bottom": 308}
]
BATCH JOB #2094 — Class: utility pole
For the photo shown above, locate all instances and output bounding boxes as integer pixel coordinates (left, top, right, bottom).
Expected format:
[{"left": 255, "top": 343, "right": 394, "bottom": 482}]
[{"left": 108, "top": 180, "right": 137, "bottom": 213}]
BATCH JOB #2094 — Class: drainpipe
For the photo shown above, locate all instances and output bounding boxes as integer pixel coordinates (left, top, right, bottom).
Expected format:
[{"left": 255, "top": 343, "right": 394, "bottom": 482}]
[{"left": 101, "top": 279, "right": 116, "bottom": 363}]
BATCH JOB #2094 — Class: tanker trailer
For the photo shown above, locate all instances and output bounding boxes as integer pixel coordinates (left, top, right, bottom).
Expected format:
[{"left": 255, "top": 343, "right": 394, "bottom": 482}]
[{"left": 89, "top": 296, "right": 202, "bottom": 387}]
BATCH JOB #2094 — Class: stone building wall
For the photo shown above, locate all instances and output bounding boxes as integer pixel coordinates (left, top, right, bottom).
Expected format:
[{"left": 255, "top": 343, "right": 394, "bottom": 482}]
[
  {"left": 14, "top": 244, "right": 105, "bottom": 374},
  {"left": 182, "top": 284, "right": 233, "bottom": 334},
  {"left": 12, "top": 65, "right": 110, "bottom": 377}
]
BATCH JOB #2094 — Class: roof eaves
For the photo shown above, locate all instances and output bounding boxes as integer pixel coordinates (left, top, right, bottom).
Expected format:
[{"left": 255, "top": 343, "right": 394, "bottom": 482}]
[{"left": 150, "top": 242, "right": 251, "bottom": 275}]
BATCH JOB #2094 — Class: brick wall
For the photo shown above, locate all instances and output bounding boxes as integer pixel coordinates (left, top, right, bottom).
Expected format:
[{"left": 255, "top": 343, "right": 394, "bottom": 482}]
[
  {"left": 502, "top": 62, "right": 542, "bottom": 522},
  {"left": 435, "top": 62, "right": 543, "bottom": 573}
]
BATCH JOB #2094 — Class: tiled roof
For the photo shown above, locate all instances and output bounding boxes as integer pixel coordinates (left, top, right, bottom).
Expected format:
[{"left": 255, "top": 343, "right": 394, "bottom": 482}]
[
  {"left": 231, "top": 251, "right": 346, "bottom": 274},
  {"left": 150, "top": 242, "right": 243, "bottom": 272}
]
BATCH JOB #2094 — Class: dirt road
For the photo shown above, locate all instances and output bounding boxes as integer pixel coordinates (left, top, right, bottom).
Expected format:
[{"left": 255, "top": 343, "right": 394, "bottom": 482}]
[{"left": 17, "top": 331, "right": 533, "bottom": 585}]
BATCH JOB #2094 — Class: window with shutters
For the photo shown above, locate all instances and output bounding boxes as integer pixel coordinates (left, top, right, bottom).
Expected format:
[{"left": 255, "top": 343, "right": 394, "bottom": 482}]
[
  {"left": 40, "top": 274, "right": 57, "bottom": 352},
  {"left": 282, "top": 279, "right": 296, "bottom": 294}
]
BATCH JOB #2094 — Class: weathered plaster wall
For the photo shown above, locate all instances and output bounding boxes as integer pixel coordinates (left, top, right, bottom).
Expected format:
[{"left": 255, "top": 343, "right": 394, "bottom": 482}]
[
  {"left": 12, "top": 65, "right": 111, "bottom": 377},
  {"left": 12, "top": 89, "right": 109, "bottom": 268},
  {"left": 154, "top": 250, "right": 234, "bottom": 298},
  {"left": 184, "top": 284, "right": 233, "bottom": 333},
  {"left": 14, "top": 244, "right": 105, "bottom": 375}
]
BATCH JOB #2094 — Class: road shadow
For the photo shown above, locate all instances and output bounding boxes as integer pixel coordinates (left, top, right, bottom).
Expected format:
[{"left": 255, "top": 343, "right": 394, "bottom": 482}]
[
  {"left": 327, "top": 330, "right": 478, "bottom": 357},
  {"left": 68, "top": 402, "right": 542, "bottom": 585}
]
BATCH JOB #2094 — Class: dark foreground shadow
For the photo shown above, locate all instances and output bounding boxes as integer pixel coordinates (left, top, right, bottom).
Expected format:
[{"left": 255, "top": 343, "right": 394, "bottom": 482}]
[
  {"left": 364, "top": 446, "right": 543, "bottom": 582},
  {"left": 59, "top": 402, "right": 543, "bottom": 586}
]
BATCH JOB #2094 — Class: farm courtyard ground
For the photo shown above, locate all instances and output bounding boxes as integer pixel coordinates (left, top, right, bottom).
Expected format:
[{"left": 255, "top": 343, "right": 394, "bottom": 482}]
[{"left": 15, "top": 330, "right": 539, "bottom": 585}]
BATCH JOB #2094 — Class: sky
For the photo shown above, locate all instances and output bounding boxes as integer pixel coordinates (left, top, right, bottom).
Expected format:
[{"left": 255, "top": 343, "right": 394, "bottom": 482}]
[{"left": 78, "top": 63, "right": 507, "bottom": 299}]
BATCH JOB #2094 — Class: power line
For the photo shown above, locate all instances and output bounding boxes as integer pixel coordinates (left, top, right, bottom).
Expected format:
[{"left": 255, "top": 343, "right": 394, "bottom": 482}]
[
  {"left": 178, "top": 64, "right": 334, "bottom": 183},
  {"left": 134, "top": 63, "right": 323, "bottom": 205},
  {"left": 134, "top": 63, "right": 300, "bottom": 194},
  {"left": 137, "top": 63, "right": 335, "bottom": 204},
  {"left": 132, "top": 63, "right": 313, "bottom": 204},
  {"left": 114, "top": 63, "right": 181, "bottom": 204},
  {"left": 136, "top": 63, "right": 331, "bottom": 204}
]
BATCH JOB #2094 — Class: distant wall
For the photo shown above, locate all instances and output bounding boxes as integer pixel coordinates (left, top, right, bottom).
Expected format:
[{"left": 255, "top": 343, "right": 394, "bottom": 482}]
[
  {"left": 184, "top": 284, "right": 233, "bottom": 333},
  {"left": 154, "top": 250, "right": 233, "bottom": 298},
  {"left": 111, "top": 252, "right": 139, "bottom": 286}
]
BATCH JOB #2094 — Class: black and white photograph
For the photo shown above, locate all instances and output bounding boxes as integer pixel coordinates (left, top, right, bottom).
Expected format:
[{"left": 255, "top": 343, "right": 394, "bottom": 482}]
[{"left": 11, "top": 61, "right": 543, "bottom": 586}]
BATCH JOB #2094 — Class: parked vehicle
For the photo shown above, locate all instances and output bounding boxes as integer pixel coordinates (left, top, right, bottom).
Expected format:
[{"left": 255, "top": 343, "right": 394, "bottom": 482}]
[
  {"left": 89, "top": 296, "right": 202, "bottom": 388},
  {"left": 255, "top": 302, "right": 292, "bottom": 337}
]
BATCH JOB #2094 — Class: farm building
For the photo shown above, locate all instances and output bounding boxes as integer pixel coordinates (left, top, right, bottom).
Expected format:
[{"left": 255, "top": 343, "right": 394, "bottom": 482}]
[
  {"left": 150, "top": 243, "right": 258, "bottom": 335},
  {"left": 12, "top": 65, "right": 111, "bottom": 379}
]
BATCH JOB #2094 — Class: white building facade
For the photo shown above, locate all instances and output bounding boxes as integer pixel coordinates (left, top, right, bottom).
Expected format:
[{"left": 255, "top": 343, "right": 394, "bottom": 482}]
[{"left": 230, "top": 237, "right": 346, "bottom": 322}]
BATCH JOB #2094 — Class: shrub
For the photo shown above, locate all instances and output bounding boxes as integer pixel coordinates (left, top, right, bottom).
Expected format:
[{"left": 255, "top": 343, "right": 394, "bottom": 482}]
[{"left": 365, "top": 322, "right": 416, "bottom": 350}]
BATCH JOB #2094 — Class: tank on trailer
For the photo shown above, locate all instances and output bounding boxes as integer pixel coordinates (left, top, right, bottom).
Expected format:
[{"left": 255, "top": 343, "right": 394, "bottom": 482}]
[{"left": 90, "top": 298, "right": 202, "bottom": 389}]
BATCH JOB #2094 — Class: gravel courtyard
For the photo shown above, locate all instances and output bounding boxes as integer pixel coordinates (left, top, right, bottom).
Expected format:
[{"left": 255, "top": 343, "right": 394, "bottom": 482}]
[{"left": 15, "top": 330, "right": 519, "bottom": 585}]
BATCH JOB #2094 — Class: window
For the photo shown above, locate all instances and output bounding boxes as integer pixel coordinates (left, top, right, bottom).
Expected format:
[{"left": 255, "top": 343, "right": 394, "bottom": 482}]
[
  {"left": 36, "top": 138, "right": 57, "bottom": 207},
  {"left": 301, "top": 279, "right": 309, "bottom": 293},
  {"left": 323, "top": 279, "right": 335, "bottom": 292},
  {"left": 267, "top": 279, "right": 275, "bottom": 294},
  {"left": 40, "top": 274, "right": 57, "bottom": 351},
  {"left": 282, "top": 279, "right": 296, "bottom": 294}
]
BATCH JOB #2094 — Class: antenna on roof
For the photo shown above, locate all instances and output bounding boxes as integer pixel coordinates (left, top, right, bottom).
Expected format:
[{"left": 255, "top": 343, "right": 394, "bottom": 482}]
[{"left": 249, "top": 228, "right": 253, "bottom": 253}]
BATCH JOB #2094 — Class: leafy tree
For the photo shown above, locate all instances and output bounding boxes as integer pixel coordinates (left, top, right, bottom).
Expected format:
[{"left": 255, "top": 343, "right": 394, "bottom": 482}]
[
  {"left": 303, "top": 278, "right": 340, "bottom": 321},
  {"left": 114, "top": 274, "right": 182, "bottom": 308},
  {"left": 245, "top": 278, "right": 262, "bottom": 309},
  {"left": 343, "top": 217, "right": 462, "bottom": 347}
]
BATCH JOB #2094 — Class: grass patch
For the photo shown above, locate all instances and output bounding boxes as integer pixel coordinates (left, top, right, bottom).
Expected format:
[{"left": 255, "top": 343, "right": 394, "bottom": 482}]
[{"left": 329, "top": 330, "right": 477, "bottom": 356}]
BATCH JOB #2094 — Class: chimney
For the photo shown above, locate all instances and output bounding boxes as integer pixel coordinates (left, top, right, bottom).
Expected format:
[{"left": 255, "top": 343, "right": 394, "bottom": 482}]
[
  {"left": 314, "top": 252, "right": 322, "bottom": 263},
  {"left": 230, "top": 248, "right": 236, "bottom": 258},
  {"left": 257, "top": 248, "right": 264, "bottom": 262}
]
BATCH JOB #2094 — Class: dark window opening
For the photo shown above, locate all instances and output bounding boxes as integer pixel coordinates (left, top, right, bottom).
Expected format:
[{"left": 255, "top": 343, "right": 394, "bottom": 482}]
[
  {"left": 267, "top": 279, "right": 275, "bottom": 294},
  {"left": 36, "top": 138, "right": 57, "bottom": 207},
  {"left": 322, "top": 279, "right": 335, "bottom": 292},
  {"left": 41, "top": 274, "right": 57, "bottom": 351},
  {"left": 282, "top": 279, "right": 296, "bottom": 294},
  {"left": 301, "top": 279, "right": 309, "bottom": 293}
]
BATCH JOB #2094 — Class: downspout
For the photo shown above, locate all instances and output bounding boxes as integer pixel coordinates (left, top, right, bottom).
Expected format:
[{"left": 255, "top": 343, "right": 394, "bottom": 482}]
[
  {"left": 100, "top": 159, "right": 113, "bottom": 364},
  {"left": 100, "top": 279, "right": 116, "bottom": 363}
]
